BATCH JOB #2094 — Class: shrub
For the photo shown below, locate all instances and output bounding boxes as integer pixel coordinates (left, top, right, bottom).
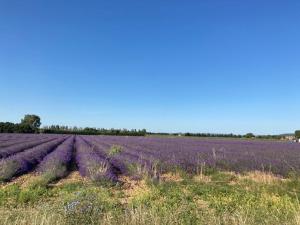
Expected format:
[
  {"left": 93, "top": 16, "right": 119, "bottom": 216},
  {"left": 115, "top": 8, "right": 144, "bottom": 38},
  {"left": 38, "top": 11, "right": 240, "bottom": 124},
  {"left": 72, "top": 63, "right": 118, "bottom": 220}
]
[{"left": 108, "top": 145, "right": 123, "bottom": 157}]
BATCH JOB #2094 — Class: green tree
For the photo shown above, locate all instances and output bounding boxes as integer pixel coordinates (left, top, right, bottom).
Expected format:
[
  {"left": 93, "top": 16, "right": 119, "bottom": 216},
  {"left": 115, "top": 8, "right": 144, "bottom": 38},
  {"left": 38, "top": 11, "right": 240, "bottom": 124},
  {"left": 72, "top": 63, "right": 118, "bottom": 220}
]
[
  {"left": 21, "top": 114, "right": 41, "bottom": 130},
  {"left": 244, "top": 133, "right": 255, "bottom": 138},
  {"left": 0, "top": 122, "right": 16, "bottom": 133},
  {"left": 295, "top": 130, "right": 300, "bottom": 139},
  {"left": 16, "top": 123, "right": 35, "bottom": 133}
]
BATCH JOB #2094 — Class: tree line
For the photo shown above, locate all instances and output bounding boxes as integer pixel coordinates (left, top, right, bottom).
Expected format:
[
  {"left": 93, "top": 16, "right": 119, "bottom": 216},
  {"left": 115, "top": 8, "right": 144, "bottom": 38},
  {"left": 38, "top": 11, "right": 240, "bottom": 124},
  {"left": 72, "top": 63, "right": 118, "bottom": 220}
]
[
  {"left": 0, "top": 114, "right": 147, "bottom": 136},
  {"left": 148, "top": 132, "right": 289, "bottom": 140},
  {"left": 41, "top": 125, "right": 147, "bottom": 136},
  {"left": 184, "top": 132, "right": 283, "bottom": 140},
  {"left": 0, "top": 114, "right": 299, "bottom": 139}
]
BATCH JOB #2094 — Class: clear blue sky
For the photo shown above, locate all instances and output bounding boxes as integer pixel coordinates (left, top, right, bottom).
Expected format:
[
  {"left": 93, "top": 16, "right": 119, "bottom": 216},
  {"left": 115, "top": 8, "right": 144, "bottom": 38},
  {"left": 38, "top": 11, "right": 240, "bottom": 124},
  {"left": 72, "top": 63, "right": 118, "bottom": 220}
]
[{"left": 0, "top": 0, "right": 299, "bottom": 134}]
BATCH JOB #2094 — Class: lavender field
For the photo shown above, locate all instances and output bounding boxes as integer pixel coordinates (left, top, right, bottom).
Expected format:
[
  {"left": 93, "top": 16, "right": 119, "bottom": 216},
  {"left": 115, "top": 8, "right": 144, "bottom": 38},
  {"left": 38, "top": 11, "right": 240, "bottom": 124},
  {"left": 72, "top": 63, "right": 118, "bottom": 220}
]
[{"left": 0, "top": 133, "right": 300, "bottom": 183}]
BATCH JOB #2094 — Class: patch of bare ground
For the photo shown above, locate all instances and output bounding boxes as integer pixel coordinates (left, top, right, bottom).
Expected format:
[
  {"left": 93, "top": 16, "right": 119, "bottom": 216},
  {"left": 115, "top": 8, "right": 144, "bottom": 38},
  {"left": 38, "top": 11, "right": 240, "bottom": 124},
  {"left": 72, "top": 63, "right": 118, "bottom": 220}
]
[
  {"left": 160, "top": 172, "right": 184, "bottom": 182},
  {"left": 238, "top": 171, "right": 285, "bottom": 184},
  {"left": 50, "top": 171, "right": 86, "bottom": 186},
  {"left": 193, "top": 174, "right": 211, "bottom": 183},
  {"left": 1, "top": 173, "right": 39, "bottom": 189},
  {"left": 119, "top": 176, "right": 150, "bottom": 204}
]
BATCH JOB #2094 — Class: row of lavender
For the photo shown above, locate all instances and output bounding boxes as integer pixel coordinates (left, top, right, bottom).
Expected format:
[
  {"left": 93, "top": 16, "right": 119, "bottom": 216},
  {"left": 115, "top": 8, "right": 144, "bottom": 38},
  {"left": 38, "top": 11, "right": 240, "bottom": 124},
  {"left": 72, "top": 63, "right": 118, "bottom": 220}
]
[{"left": 1, "top": 134, "right": 300, "bottom": 183}]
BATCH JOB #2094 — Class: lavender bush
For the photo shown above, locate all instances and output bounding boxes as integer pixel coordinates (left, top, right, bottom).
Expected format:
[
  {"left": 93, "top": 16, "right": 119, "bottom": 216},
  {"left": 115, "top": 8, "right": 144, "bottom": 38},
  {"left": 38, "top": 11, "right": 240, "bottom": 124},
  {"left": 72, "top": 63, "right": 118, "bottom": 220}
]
[
  {"left": 37, "top": 136, "right": 74, "bottom": 181},
  {"left": 75, "top": 136, "right": 117, "bottom": 182}
]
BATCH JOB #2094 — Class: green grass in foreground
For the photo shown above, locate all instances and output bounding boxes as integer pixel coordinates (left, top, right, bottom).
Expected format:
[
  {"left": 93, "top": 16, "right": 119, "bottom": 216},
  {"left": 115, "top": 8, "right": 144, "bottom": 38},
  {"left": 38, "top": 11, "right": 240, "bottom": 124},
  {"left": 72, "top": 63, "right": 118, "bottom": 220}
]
[{"left": 0, "top": 170, "right": 300, "bottom": 225}]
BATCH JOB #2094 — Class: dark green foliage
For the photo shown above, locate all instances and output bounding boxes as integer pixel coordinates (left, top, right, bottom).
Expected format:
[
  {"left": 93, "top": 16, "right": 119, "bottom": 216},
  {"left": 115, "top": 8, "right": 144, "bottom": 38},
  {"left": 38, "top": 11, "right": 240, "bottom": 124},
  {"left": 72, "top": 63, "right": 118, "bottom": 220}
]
[
  {"left": 184, "top": 132, "right": 243, "bottom": 138},
  {"left": 0, "top": 123, "right": 35, "bottom": 133},
  {"left": 255, "top": 134, "right": 282, "bottom": 140},
  {"left": 0, "top": 114, "right": 38, "bottom": 133},
  {"left": 0, "top": 114, "right": 146, "bottom": 136},
  {"left": 21, "top": 114, "right": 41, "bottom": 129},
  {"left": 15, "top": 123, "right": 35, "bottom": 133},
  {"left": 295, "top": 130, "right": 300, "bottom": 139},
  {"left": 42, "top": 125, "right": 147, "bottom": 136},
  {"left": 244, "top": 133, "right": 255, "bottom": 138},
  {"left": 149, "top": 132, "right": 281, "bottom": 140},
  {"left": 0, "top": 122, "right": 17, "bottom": 133}
]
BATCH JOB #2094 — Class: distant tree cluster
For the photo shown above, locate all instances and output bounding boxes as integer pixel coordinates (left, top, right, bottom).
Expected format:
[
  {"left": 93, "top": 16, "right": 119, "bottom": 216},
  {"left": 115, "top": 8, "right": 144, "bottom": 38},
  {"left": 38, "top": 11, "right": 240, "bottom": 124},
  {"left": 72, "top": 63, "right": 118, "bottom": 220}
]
[
  {"left": 41, "top": 125, "right": 147, "bottom": 136},
  {"left": 0, "top": 115, "right": 41, "bottom": 133},
  {"left": 147, "top": 132, "right": 282, "bottom": 140},
  {"left": 255, "top": 135, "right": 282, "bottom": 140},
  {"left": 184, "top": 133, "right": 244, "bottom": 138},
  {"left": 185, "top": 132, "right": 282, "bottom": 139},
  {"left": 244, "top": 133, "right": 255, "bottom": 138}
]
